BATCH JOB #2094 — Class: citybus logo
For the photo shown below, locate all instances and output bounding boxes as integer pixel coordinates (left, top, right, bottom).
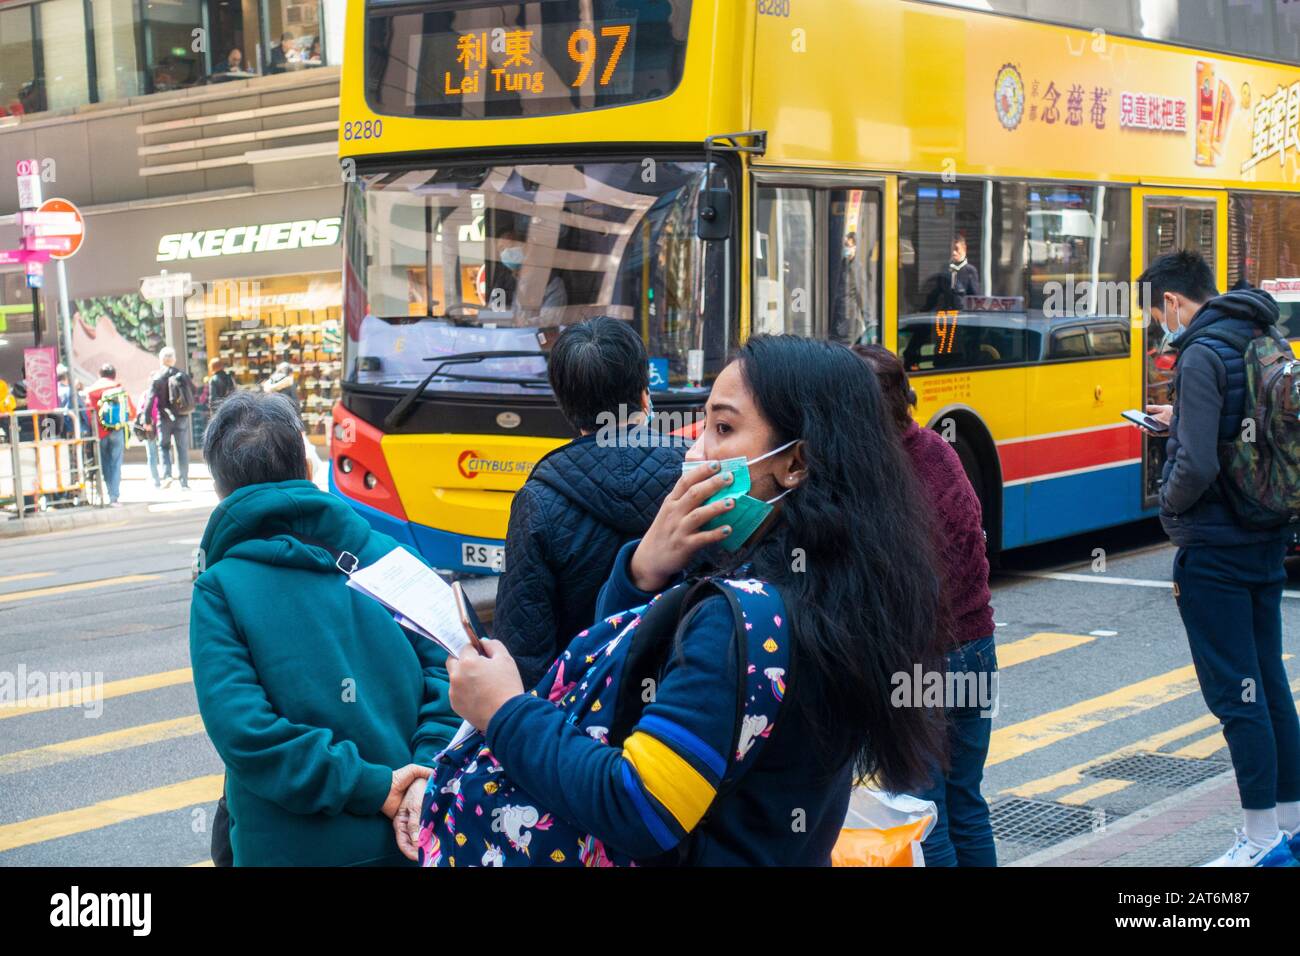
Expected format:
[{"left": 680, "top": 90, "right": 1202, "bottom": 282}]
[
  {"left": 156, "top": 217, "right": 341, "bottom": 261},
  {"left": 994, "top": 63, "right": 1026, "bottom": 131},
  {"left": 456, "top": 450, "right": 535, "bottom": 479},
  {"left": 458, "top": 450, "right": 480, "bottom": 479}
]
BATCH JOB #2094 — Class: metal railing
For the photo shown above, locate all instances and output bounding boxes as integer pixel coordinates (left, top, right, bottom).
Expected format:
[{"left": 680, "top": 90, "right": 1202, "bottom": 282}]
[{"left": 0, "top": 409, "right": 106, "bottom": 525}]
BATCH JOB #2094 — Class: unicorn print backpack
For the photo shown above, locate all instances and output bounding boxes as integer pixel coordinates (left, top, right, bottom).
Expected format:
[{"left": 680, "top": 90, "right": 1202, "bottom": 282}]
[{"left": 417, "top": 576, "right": 791, "bottom": 867}]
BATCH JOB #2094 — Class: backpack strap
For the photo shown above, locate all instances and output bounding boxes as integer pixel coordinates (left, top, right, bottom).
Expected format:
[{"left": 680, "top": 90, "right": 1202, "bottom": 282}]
[
  {"left": 704, "top": 579, "right": 792, "bottom": 795},
  {"left": 607, "top": 579, "right": 711, "bottom": 749}
]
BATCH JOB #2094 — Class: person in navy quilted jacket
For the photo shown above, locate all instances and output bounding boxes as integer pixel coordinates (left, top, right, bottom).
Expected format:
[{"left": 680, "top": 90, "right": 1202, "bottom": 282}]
[{"left": 495, "top": 317, "right": 685, "bottom": 687}]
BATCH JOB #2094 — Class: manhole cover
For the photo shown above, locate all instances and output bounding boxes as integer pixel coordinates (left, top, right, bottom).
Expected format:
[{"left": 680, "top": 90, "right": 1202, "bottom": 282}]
[
  {"left": 1083, "top": 752, "right": 1230, "bottom": 788},
  {"left": 989, "top": 797, "right": 1107, "bottom": 847}
]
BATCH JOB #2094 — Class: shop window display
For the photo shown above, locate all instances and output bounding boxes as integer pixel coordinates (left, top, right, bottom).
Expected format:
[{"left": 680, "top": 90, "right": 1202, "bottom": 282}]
[{"left": 192, "top": 274, "right": 343, "bottom": 446}]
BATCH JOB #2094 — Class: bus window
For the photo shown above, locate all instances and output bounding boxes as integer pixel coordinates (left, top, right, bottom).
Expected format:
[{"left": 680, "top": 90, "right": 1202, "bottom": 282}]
[
  {"left": 828, "top": 188, "right": 881, "bottom": 345},
  {"left": 1229, "top": 192, "right": 1300, "bottom": 340},
  {"left": 897, "top": 178, "right": 1029, "bottom": 371},
  {"left": 1026, "top": 185, "right": 1129, "bottom": 312},
  {"left": 1048, "top": 326, "right": 1089, "bottom": 359},
  {"left": 1086, "top": 325, "right": 1130, "bottom": 356},
  {"left": 753, "top": 186, "right": 816, "bottom": 337},
  {"left": 344, "top": 160, "right": 734, "bottom": 397}
]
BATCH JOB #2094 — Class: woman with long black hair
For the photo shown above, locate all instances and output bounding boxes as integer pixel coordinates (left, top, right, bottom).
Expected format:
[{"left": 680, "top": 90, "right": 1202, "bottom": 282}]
[{"left": 431, "top": 334, "right": 947, "bottom": 864}]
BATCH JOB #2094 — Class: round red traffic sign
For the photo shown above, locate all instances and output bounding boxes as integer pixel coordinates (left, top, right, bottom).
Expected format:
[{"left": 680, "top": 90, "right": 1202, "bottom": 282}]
[{"left": 35, "top": 197, "right": 84, "bottom": 260}]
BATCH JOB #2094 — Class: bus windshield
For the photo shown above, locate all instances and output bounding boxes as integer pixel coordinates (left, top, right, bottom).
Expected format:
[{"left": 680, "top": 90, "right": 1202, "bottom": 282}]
[{"left": 343, "top": 159, "right": 733, "bottom": 397}]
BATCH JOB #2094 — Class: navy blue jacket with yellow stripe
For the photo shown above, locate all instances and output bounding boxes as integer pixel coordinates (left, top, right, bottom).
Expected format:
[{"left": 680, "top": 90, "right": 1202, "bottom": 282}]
[{"left": 485, "top": 540, "right": 853, "bottom": 865}]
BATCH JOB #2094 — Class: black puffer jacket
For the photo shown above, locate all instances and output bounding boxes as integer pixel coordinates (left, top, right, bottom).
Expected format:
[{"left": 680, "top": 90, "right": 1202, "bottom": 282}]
[
  {"left": 495, "top": 432, "right": 684, "bottom": 688},
  {"left": 1160, "top": 288, "right": 1285, "bottom": 547}
]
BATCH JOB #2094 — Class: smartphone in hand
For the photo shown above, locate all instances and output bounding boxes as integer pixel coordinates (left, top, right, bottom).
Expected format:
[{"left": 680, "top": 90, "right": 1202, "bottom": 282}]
[
  {"left": 451, "top": 581, "right": 488, "bottom": 654},
  {"left": 1121, "top": 409, "right": 1169, "bottom": 435}
]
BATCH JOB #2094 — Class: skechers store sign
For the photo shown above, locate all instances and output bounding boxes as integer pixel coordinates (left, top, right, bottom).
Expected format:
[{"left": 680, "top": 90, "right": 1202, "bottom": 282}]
[{"left": 156, "top": 217, "right": 342, "bottom": 262}]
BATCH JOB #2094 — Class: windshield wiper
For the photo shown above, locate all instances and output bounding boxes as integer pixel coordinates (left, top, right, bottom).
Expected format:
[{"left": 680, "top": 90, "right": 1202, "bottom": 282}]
[{"left": 383, "top": 351, "right": 546, "bottom": 430}]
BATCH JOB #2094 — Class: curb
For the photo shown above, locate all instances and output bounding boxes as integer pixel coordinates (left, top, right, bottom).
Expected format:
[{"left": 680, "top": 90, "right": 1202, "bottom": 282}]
[
  {"left": 1007, "top": 768, "right": 1237, "bottom": 867},
  {"left": 0, "top": 502, "right": 154, "bottom": 539}
]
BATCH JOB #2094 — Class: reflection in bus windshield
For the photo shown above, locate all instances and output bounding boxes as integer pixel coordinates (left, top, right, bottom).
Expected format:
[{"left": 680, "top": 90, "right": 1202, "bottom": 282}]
[{"left": 343, "top": 161, "right": 732, "bottom": 395}]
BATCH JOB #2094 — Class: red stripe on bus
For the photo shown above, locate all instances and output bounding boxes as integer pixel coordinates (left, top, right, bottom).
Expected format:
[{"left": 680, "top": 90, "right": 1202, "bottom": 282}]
[{"left": 998, "top": 425, "right": 1140, "bottom": 483}]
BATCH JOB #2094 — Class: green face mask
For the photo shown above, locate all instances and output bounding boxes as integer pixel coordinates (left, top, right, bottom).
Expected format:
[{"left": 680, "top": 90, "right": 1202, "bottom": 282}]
[{"left": 682, "top": 439, "right": 799, "bottom": 552}]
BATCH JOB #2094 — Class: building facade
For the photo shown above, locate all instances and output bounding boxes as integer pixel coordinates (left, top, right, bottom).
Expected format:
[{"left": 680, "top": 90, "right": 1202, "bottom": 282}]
[{"left": 0, "top": 0, "right": 344, "bottom": 444}]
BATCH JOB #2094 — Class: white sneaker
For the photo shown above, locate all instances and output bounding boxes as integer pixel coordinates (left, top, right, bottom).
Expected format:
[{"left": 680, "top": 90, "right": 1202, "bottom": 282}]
[{"left": 1201, "top": 828, "right": 1291, "bottom": 867}]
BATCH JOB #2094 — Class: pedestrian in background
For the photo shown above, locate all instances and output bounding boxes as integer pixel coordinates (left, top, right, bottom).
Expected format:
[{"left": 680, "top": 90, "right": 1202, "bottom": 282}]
[
  {"left": 133, "top": 385, "right": 161, "bottom": 489},
  {"left": 85, "top": 364, "right": 135, "bottom": 507},
  {"left": 263, "top": 361, "right": 300, "bottom": 415},
  {"left": 1140, "top": 250, "right": 1300, "bottom": 867},
  {"left": 150, "top": 346, "right": 195, "bottom": 490},
  {"left": 54, "top": 363, "right": 76, "bottom": 438},
  {"left": 494, "top": 316, "right": 684, "bottom": 688},
  {"left": 190, "top": 391, "right": 459, "bottom": 865},
  {"left": 206, "top": 357, "right": 235, "bottom": 414},
  {"left": 855, "top": 344, "right": 997, "bottom": 867}
]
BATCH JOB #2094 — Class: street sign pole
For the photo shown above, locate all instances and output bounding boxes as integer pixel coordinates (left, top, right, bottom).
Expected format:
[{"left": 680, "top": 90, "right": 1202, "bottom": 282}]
[
  {"left": 31, "top": 284, "right": 41, "bottom": 349},
  {"left": 56, "top": 258, "right": 82, "bottom": 441},
  {"left": 15, "top": 159, "right": 42, "bottom": 349}
]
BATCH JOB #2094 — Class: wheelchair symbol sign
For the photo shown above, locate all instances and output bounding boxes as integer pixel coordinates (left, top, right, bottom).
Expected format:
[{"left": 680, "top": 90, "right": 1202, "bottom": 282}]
[{"left": 648, "top": 358, "right": 669, "bottom": 391}]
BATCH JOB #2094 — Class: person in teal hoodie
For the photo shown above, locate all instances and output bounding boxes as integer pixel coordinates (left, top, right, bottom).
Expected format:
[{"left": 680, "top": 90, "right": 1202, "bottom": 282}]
[{"left": 190, "top": 390, "right": 460, "bottom": 866}]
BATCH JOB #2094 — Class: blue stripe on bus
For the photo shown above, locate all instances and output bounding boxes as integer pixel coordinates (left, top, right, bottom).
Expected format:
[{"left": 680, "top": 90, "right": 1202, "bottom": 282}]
[{"left": 1002, "top": 462, "right": 1156, "bottom": 549}]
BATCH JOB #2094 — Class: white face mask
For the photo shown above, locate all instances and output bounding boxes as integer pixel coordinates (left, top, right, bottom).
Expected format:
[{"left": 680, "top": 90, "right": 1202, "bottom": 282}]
[{"left": 1158, "top": 300, "right": 1183, "bottom": 342}]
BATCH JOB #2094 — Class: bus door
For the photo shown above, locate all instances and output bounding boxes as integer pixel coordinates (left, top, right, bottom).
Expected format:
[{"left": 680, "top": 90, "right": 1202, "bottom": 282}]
[
  {"left": 1136, "top": 189, "right": 1225, "bottom": 509},
  {"left": 750, "top": 172, "right": 884, "bottom": 347}
]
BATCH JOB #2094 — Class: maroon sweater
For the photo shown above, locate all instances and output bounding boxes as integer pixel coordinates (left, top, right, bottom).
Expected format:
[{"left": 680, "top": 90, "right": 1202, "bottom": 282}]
[{"left": 901, "top": 421, "right": 995, "bottom": 646}]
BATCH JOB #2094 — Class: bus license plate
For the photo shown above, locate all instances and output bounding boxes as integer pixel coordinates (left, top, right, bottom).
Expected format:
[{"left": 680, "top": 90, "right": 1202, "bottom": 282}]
[{"left": 462, "top": 542, "right": 505, "bottom": 572}]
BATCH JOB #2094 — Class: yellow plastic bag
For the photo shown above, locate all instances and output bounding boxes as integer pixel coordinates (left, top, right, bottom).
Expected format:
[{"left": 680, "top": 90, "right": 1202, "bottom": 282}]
[{"left": 832, "top": 789, "right": 937, "bottom": 867}]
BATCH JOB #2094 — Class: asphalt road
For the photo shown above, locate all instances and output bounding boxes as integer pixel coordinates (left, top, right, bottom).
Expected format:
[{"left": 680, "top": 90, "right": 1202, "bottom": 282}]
[{"left": 1, "top": 508, "right": 1297, "bottom": 866}]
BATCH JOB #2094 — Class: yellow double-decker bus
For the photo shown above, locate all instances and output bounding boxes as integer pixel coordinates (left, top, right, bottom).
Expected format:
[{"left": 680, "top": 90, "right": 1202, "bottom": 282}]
[{"left": 334, "top": 0, "right": 1300, "bottom": 572}]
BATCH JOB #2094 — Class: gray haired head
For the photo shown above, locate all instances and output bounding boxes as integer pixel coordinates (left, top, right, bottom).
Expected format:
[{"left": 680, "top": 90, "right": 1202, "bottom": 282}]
[
  {"left": 203, "top": 390, "right": 307, "bottom": 498},
  {"left": 159, "top": 346, "right": 177, "bottom": 365}
]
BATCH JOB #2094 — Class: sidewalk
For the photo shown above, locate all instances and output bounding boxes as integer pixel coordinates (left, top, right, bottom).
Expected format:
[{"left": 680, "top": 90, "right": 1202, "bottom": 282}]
[
  {"left": 116, "top": 462, "right": 220, "bottom": 513},
  {"left": 0, "top": 462, "right": 219, "bottom": 538},
  {"left": 1011, "top": 768, "right": 1246, "bottom": 867},
  {"left": 3, "top": 440, "right": 333, "bottom": 538}
]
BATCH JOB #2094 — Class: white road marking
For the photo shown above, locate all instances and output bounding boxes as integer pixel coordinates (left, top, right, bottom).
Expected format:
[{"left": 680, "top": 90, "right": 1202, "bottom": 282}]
[
  {"left": 1089, "top": 629, "right": 1119, "bottom": 637},
  {"left": 1006, "top": 570, "right": 1300, "bottom": 600}
]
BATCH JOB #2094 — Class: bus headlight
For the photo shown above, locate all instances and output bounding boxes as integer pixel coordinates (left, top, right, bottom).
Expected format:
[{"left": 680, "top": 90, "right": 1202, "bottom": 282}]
[
  {"left": 338, "top": 456, "right": 354, "bottom": 474},
  {"left": 364, "top": 472, "right": 378, "bottom": 490}
]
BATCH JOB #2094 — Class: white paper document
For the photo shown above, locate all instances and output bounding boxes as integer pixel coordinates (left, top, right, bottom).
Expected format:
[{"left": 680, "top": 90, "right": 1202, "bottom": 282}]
[{"left": 345, "top": 547, "right": 473, "bottom": 659}]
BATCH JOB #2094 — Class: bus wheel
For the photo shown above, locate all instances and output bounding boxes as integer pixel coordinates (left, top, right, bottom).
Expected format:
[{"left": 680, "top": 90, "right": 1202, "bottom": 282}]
[{"left": 950, "top": 428, "right": 998, "bottom": 556}]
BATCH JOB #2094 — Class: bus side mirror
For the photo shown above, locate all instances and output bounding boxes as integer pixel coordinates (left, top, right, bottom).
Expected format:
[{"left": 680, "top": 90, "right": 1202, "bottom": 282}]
[{"left": 697, "top": 185, "right": 733, "bottom": 241}]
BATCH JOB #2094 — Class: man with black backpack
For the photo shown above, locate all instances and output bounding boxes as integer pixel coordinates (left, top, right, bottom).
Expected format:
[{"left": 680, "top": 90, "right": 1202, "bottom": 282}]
[
  {"left": 150, "top": 346, "right": 196, "bottom": 490},
  {"left": 1140, "top": 250, "right": 1300, "bottom": 868}
]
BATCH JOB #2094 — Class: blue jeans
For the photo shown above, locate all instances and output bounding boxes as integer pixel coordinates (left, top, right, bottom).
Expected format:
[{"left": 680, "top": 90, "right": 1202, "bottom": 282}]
[
  {"left": 159, "top": 414, "right": 190, "bottom": 484},
  {"left": 100, "top": 429, "right": 125, "bottom": 503},
  {"left": 917, "top": 635, "right": 998, "bottom": 867},
  {"left": 145, "top": 439, "right": 160, "bottom": 485},
  {"left": 1174, "top": 541, "right": 1300, "bottom": 809}
]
